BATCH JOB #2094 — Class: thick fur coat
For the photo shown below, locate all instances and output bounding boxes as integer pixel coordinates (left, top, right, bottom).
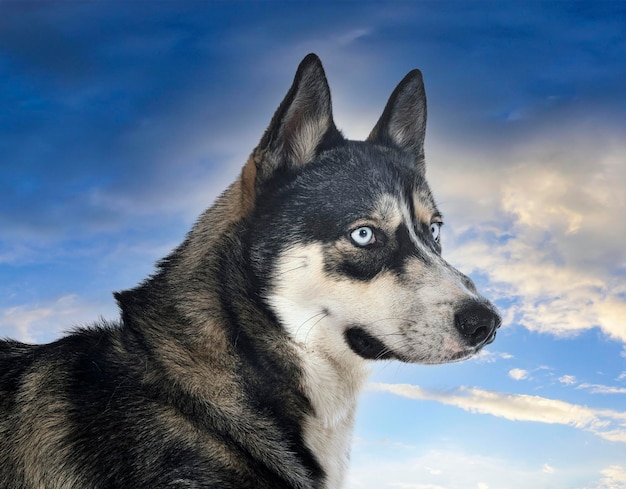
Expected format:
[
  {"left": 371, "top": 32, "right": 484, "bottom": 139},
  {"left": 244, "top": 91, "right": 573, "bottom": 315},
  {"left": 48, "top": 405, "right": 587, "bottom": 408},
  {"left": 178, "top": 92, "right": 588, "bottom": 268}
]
[{"left": 0, "top": 54, "right": 499, "bottom": 489}]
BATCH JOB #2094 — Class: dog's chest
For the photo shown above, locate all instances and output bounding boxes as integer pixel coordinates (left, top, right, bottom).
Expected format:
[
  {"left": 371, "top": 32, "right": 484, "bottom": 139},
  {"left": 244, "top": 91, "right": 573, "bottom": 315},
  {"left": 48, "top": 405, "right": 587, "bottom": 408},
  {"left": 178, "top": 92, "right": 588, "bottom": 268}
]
[
  {"left": 303, "top": 408, "right": 355, "bottom": 489},
  {"left": 295, "top": 346, "right": 369, "bottom": 488}
]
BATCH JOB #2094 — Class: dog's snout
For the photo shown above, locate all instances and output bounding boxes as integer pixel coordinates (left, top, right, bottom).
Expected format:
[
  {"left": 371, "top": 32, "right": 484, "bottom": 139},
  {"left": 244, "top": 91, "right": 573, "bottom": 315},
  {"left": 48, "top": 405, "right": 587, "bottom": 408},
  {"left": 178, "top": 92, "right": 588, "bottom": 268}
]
[
  {"left": 454, "top": 302, "right": 500, "bottom": 347},
  {"left": 459, "top": 273, "right": 478, "bottom": 295}
]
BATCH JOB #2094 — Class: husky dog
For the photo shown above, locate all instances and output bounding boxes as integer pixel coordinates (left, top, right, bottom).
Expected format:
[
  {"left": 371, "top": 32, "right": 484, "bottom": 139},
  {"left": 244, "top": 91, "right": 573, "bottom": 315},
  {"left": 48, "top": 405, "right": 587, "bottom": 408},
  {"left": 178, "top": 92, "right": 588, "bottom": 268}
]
[{"left": 0, "top": 54, "right": 500, "bottom": 489}]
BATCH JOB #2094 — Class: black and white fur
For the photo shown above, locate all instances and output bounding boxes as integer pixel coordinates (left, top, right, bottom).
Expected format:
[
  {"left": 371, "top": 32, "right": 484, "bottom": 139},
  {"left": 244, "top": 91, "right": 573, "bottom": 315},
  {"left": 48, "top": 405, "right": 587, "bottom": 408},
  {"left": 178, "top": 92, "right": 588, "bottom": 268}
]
[{"left": 0, "top": 54, "right": 500, "bottom": 489}]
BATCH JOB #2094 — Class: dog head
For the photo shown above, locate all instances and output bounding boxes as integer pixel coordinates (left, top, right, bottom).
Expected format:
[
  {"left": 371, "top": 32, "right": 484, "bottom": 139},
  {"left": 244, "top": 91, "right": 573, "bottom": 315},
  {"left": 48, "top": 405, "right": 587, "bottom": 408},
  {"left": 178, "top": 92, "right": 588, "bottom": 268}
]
[{"left": 243, "top": 54, "right": 500, "bottom": 365}]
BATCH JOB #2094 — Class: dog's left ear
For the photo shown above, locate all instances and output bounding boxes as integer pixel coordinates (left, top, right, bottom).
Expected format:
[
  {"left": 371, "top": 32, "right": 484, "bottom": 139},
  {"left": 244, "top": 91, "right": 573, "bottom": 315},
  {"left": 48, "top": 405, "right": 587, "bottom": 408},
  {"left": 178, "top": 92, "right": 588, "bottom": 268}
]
[{"left": 367, "top": 69, "right": 427, "bottom": 169}]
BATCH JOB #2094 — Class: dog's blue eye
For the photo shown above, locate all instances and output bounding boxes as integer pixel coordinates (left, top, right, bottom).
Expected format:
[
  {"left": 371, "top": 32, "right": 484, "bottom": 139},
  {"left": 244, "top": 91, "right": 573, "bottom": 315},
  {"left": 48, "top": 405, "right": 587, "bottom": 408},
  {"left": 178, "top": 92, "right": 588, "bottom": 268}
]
[
  {"left": 430, "top": 222, "right": 442, "bottom": 242},
  {"left": 350, "top": 227, "right": 375, "bottom": 247}
]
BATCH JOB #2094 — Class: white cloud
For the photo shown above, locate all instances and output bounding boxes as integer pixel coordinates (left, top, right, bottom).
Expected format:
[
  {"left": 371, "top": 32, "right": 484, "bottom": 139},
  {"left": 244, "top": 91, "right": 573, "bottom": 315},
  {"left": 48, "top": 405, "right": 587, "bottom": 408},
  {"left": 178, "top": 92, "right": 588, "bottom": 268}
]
[
  {"left": 509, "top": 368, "right": 529, "bottom": 380},
  {"left": 559, "top": 375, "right": 577, "bottom": 385},
  {"left": 543, "top": 464, "right": 555, "bottom": 474},
  {"left": 369, "top": 382, "right": 626, "bottom": 443}
]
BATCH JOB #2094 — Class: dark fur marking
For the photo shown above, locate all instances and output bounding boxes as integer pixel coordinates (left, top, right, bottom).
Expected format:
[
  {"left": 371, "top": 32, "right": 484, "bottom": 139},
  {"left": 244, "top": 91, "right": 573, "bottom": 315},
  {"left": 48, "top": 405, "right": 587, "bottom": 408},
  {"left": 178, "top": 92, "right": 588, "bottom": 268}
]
[
  {"left": 215, "top": 232, "right": 324, "bottom": 483},
  {"left": 344, "top": 327, "right": 396, "bottom": 360}
]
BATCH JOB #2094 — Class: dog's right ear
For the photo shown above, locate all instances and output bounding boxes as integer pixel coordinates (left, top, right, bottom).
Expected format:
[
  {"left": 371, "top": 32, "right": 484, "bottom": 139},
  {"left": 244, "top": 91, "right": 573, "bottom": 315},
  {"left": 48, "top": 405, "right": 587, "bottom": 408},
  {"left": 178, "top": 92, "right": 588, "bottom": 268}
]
[
  {"left": 240, "top": 54, "right": 341, "bottom": 208},
  {"left": 367, "top": 69, "right": 427, "bottom": 170}
]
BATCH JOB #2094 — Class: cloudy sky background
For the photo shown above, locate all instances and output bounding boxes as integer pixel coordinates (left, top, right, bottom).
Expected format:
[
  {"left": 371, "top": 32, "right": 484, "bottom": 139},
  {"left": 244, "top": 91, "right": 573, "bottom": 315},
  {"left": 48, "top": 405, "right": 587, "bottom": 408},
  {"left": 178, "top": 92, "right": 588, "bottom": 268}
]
[{"left": 1, "top": 2, "right": 625, "bottom": 488}]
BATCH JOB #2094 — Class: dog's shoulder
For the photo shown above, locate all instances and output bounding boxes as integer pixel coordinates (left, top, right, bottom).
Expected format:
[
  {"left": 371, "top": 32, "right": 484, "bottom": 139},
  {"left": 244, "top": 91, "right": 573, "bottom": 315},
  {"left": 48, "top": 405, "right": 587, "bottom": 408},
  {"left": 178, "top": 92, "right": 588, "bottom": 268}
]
[
  {"left": 0, "top": 339, "right": 39, "bottom": 403},
  {"left": 0, "top": 323, "right": 139, "bottom": 409}
]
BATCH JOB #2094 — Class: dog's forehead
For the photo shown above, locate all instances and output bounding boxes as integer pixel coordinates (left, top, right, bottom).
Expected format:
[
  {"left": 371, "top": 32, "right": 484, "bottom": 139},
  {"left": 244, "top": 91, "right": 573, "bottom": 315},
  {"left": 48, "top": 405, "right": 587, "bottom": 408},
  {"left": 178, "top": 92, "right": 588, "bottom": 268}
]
[
  {"left": 288, "top": 142, "right": 439, "bottom": 227},
  {"left": 319, "top": 142, "right": 426, "bottom": 187},
  {"left": 371, "top": 193, "right": 404, "bottom": 228}
]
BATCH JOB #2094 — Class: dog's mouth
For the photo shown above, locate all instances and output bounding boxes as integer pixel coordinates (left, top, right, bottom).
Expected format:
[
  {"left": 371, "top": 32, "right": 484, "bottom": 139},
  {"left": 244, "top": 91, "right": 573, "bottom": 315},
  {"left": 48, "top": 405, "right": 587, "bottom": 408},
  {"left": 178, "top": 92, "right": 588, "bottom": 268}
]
[
  {"left": 344, "top": 324, "right": 497, "bottom": 364},
  {"left": 344, "top": 326, "right": 398, "bottom": 361}
]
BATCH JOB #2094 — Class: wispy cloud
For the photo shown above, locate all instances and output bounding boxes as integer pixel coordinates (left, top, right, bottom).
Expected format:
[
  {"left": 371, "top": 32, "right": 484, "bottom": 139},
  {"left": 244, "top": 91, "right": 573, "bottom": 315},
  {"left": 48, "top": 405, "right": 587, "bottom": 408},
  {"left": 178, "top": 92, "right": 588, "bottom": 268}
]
[
  {"left": 349, "top": 447, "right": 529, "bottom": 489},
  {"left": 369, "top": 382, "right": 626, "bottom": 443},
  {"left": 543, "top": 373, "right": 626, "bottom": 395},
  {"left": 0, "top": 295, "right": 117, "bottom": 343},
  {"left": 472, "top": 350, "right": 514, "bottom": 364},
  {"left": 577, "top": 383, "right": 626, "bottom": 395},
  {"left": 348, "top": 443, "right": 606, "bottom": 489}
]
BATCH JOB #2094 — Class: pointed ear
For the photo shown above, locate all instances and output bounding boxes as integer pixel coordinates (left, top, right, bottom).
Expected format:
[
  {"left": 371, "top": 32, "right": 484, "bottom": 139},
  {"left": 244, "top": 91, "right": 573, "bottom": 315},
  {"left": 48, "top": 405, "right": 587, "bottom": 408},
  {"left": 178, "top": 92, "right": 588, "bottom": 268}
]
[
  {"left": 367, "top": 69, "right": 427, "bottom": 166},
  {"left": 249, "top": 54, "right": 340, "bottom": 187}
]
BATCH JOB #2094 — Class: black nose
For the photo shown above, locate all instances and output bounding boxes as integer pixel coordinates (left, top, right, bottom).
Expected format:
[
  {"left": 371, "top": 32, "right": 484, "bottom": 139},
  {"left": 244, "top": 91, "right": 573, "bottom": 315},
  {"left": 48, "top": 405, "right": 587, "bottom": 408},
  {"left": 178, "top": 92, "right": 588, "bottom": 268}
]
[{"left": 454, "top": 301, "right": 500, "bottom": 347}]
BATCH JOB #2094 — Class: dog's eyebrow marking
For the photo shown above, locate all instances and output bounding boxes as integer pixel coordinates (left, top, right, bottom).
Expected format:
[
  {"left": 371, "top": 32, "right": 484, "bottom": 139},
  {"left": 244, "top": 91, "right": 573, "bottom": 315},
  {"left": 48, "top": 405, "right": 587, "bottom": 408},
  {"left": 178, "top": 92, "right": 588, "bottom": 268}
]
[
  {"left": 398, "top": 195, "right": 442, "bottom": 259},
  {"left": 412, "top": 189, "right": 439, "bottom": 224},
  {"left": 373, "top": 193, "right": 437, "bottom": 256}
]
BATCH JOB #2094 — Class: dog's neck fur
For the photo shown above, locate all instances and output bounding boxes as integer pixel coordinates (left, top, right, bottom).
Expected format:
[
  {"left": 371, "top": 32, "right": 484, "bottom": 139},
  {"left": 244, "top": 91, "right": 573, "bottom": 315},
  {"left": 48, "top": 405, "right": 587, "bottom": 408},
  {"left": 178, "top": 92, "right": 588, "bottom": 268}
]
[
  {"left": 116, "top": 180, "right": 364, "bottom": 489},
  {"left": 114, "top": 54, "right": 389, "bottom": 485},
  {"left": 290, "top": 330, "right": 370, "bottom": 488}
]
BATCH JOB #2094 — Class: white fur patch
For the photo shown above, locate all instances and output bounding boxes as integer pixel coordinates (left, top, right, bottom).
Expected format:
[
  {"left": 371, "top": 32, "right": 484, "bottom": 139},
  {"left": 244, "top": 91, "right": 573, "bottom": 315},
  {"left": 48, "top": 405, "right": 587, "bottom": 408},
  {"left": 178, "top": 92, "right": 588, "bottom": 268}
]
[
  {"left": 266, "top": 201, "right": 487, "bottom": 485},
  {"left": 268, "top": 245, "right": 368, "bottom": 488}
]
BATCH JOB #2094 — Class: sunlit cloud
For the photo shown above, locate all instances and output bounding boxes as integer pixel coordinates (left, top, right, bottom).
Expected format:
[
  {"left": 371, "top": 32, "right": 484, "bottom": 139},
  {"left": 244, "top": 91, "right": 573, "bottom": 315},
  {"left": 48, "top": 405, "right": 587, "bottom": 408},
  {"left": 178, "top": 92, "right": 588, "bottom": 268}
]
[
  {"left": 589, "top": 465, "right": 626, "bottom": 489},
  {"left": 369, "top": 382, "right": 626, "bottom": 443},
  {"left": 429, "top": 127, "right": 626, "bottom": 345}
]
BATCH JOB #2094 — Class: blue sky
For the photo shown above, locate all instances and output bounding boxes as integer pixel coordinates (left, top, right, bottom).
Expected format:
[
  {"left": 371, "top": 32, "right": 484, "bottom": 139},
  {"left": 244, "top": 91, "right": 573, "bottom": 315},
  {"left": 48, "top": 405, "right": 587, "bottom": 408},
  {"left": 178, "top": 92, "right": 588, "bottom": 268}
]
[{"left": 1, "top": 2, "right": 626, "bottom": 488}]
